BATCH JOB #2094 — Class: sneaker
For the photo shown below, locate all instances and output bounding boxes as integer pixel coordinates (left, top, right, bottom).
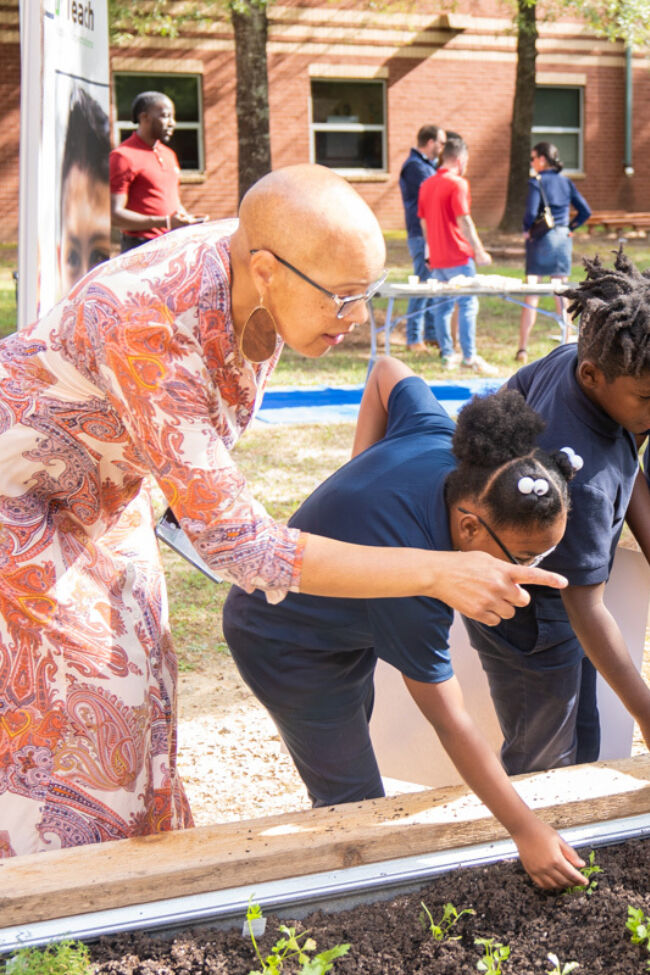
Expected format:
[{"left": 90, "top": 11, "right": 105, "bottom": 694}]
[
  {"left": 461, "top": 355, "right": 500, "bottom": 377},
  {"left": 441, "top": 352, "right": 461, "bottom": 370}
]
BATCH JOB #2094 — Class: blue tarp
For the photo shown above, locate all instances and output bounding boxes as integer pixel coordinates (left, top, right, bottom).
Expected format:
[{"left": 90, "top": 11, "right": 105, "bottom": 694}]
[{"left": 256, "top": 378, "right": 503, "bottom": 424}]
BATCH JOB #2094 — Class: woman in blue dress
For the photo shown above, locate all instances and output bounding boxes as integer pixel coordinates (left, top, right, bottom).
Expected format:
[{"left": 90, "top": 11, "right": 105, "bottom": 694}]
[{"left": 516, "top": 142, "right": 591, "bottom": 363}]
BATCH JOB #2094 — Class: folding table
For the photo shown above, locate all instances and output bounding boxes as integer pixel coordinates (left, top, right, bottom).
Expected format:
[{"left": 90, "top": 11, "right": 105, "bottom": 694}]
[{"left": 367, "top": 278, "right": 571, "bottom": 371}]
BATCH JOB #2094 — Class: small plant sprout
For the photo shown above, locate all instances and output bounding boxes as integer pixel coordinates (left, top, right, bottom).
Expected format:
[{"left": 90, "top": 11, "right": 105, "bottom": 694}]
[
  {"left": 626, "top": 905, "right": 650, "bottom": 968},
  {"left": 4, "top": 939, "right": 93, "bottom": 974},
  {"left": 546, "top": 952, "right": 579, "bottom": 975},
  {"left": 564, "top": 850, "right": 602, "bottom": 896},
  {"left": 626, "top": 906, "right": 650, "bottom": 946},
  {"left": 245, "top": 900, "right": 350, "bottom": 975},
  {"left": 475, "top": 937, "right": 510, "bottom": 974},
  {"left": 420, "top": 900, "right": 476, "bottom": 941}
]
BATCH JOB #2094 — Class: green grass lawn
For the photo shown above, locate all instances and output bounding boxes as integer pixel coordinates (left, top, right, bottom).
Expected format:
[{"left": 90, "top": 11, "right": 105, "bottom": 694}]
[
  {"left": 2, "top": 232, "right": 648, "bottom": 672},
  {"left": 155, "top": 421, "right": 356, "bottom": 670},
  {"left": 1, "top": 247, "right": 531, "bottom": 371},
  {"left": 4, "top": 233, "right": 648, "bottom": 378},
  {"left": 270, "top": 233, "right": 650, "bottom": 388},
  {"left": 161, "top": 230, "right": 650, "bottom": 670},
  {"left": 0, "top": 247, "right": 17, "bottom": 340}
]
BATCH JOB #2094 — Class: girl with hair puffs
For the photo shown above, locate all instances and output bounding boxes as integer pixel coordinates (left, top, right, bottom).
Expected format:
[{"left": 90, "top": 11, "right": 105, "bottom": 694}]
[{"left": 223, "top": 356, "right": 587, "bottom": 890}]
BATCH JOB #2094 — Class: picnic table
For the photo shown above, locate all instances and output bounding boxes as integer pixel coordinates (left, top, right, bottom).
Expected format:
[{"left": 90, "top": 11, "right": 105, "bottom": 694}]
[
  {"left": 367, "top": 275, "right": 570, "bottom": 370},
  {"left": 586, "top": 211, "right": 650, "bottom": 235}
]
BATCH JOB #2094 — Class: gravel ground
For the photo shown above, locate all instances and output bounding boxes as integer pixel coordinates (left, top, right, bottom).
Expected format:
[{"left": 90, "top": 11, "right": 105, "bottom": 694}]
[
  {"left": 177, "top": 652, "right": 310, "bottom": 825},
  {"left": 177, "top": 613, "right": 650, "bottom": 827}
]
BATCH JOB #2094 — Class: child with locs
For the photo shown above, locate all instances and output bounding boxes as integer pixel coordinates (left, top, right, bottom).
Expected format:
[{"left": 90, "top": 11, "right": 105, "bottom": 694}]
[{"left": 465, "top": 250, "right": 650, "bottom": 775}]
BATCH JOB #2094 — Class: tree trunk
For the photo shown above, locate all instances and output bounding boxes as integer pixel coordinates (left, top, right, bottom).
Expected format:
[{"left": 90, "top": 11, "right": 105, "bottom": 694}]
[
  {"left": 231, "top": 1, "right": 272, "bottom": 201},
  {"left": 499, "top": 0, "right": 538, "bottom": 231}
]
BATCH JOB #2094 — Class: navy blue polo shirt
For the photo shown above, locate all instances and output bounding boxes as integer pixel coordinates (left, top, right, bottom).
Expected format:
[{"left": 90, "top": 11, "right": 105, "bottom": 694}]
[
  {"left": 223, "top": 377, "right": 457, "bottom": 686},
  {"left": 506, "top": 343, "right": 638, "bottom": 587},
  {"left": 399, "top": 149, "right": 438, "bottom": 239}
]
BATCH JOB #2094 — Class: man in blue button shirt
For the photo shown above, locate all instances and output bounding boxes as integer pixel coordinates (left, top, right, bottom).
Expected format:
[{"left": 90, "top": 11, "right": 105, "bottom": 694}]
[{"left": 399, "top": 125, "right": 445, "bottom": 351}]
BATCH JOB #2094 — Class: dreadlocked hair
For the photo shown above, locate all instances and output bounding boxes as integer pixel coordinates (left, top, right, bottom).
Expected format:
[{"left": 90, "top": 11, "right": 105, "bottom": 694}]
[
  {"left": 445, "top": 389, "right": 576, "bottom": 529},
  {"left": 566, "top": 248, "right": 650, "bottom": 381}
]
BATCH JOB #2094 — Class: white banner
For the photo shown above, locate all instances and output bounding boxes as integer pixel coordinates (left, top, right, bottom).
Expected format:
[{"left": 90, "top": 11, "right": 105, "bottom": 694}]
[{"left": 18, "top": 0, "right": 110, "bottom": 327}]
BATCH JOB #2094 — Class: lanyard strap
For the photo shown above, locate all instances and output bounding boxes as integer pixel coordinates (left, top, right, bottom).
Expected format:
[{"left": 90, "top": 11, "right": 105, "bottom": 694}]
[{"left": 536, "top": 173, "right": 552, "bottom": 210}]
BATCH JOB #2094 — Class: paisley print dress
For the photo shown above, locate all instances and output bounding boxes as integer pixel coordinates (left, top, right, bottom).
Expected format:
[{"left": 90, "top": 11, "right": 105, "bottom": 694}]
[{"left": 0, "top": 221, "right": 305, "bottom": 857}]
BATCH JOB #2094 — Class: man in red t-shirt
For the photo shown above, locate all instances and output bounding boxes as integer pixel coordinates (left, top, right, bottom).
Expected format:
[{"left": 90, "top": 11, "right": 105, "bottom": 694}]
[
  {"left": 418, "top": 136, "right": 496, "bottom": 375},
  {"left": 110, "top": 91, "right": 208, "bottom": 252}
]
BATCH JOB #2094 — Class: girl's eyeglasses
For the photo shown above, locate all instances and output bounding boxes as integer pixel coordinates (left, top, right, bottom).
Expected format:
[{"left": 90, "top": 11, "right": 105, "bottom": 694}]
[{"left": 457, "top": 506, "right": 556, "bottom": 567}]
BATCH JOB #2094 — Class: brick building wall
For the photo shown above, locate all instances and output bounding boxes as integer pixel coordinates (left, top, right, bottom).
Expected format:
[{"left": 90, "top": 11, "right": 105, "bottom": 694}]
[
  {"left": 0, "top": 0, "right": 648, "bottom": 242},
  {"left": 0, "top": 2, "right": 20, "bottom": 243}
]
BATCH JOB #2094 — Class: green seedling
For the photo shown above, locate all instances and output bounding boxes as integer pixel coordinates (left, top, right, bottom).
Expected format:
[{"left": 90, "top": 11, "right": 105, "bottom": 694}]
[
  {"left": 563, "top": 850, "right": 602, "bottom": 896},
  {"left": 246, "top": 900, "right": 350, "bottom": 975},
  {"left": 420, "top": 900, "right": 475, "bottom": 941},
  {"left": 546, "top": 952, "right": 579, "bottom": 974},
  {"left": 626, "top": 905, "right": 650, "bottom": 946},
  {"left": 4, "top": 940, "right": 93, "bottom": 975},
  {"left": 626, "top": 906, "right": 650, "bottom": 969},
  {"left": 475, "top": 937, "right": 510, "bottom": 974}
]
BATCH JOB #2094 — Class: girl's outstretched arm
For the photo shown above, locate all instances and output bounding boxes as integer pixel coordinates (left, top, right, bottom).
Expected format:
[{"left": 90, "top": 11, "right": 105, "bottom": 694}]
[
  {"left": 403, "top": 674, "right": 587, "bottom": 889},
  {"left": 351, "top": 356, "right": 414, "bottom": 458}
]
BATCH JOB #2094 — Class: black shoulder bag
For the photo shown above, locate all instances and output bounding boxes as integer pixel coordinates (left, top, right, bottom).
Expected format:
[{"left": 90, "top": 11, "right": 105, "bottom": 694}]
[{"left": 529, "top": 174, "right": 555, "bottom": 240}]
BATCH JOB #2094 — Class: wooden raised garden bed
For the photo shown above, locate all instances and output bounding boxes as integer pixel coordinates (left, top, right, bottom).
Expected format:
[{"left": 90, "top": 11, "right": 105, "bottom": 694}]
[{"left": 1, "top": 756, "right": 649, "bottom": 969}]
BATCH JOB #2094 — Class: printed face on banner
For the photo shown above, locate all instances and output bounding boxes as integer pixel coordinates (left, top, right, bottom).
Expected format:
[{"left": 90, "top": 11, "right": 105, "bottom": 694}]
[
  {"left": 56, "top": 81, "right": 111, "bottom": 299},
  {"left": 19, "top": 1, "right": 110, "bottom": 322}
]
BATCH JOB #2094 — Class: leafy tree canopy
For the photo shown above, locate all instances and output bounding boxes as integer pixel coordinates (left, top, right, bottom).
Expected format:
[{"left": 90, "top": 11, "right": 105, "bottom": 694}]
[{"left": 513, "top": 0, "right": 650, "bottom": 46}]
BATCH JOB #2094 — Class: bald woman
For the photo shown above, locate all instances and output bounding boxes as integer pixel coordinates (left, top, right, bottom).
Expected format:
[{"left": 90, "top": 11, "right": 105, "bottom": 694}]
[{"left": 0, "top": 165, "right": 566, "bottom": 856}]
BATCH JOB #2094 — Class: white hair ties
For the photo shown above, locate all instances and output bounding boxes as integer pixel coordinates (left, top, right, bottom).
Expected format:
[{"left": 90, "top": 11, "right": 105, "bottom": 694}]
[
  {"left": 517, "top": 476, "right": 549, "bottom": 496},
  {"left": 560, "top": 446, "right": 584, "bottom": 471}
]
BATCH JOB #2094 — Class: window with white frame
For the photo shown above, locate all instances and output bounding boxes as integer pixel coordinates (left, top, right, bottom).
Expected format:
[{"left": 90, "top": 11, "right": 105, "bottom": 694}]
[
  {"left": 532, "top": 86, "right": 583, "bottom": 172},
  {"left": 113, "top": 73, "right": 204, "bottom": 172},
  {"left": 310, "top": 79, "right": 386, "bottom": 172}
]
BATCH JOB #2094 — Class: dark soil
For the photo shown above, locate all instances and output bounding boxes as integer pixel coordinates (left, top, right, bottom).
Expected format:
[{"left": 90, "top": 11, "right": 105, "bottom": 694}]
[{"left": 91, "top": 840, "right": 649, "bottom": 974}]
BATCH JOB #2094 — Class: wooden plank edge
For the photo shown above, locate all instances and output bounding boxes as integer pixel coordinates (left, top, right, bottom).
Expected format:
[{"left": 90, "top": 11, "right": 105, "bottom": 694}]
[{"left": 1, "top": 755, "right": 649, "bottom": 927}]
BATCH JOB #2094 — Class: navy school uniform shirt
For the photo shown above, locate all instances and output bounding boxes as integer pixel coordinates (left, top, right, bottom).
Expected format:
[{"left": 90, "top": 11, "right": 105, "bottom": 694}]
[
  {"left": 479, "top": 343, "right": 639, "bottom": 656},
  {"left": 223, "top": 377, "right": 457, "bottom": 693}
]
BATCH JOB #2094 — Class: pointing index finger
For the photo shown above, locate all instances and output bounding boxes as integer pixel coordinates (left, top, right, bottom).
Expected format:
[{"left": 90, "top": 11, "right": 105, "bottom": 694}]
[{"left": 510, "top": 566, "right": 568, "bottom": 590}]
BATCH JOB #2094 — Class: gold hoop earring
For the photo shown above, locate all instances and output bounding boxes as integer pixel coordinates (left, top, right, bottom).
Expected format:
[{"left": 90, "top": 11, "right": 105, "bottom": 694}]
[{"left": 239, "top": 299, "right": 278, "bottom": 363}]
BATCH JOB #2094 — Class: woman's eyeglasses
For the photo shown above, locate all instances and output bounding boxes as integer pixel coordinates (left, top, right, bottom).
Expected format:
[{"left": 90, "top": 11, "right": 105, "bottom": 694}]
[
  {"left": 250, "top": 249, "right": 388, "bottom": 319},
  {"left": 457, "top": 506, "right": 556, "bottom": 567}
]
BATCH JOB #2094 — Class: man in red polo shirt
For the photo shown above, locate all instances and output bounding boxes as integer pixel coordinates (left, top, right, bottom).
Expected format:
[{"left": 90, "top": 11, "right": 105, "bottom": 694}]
[
  {"left": 110, "top": 91, "right": 207, "bottom": 252},
  {"left": 418, "top": 135, "right": 496, "bottom": 375}
]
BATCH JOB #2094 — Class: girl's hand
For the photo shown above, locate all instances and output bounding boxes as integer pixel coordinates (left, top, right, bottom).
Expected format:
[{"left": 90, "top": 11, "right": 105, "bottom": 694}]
[{"left": 512, "top": 819, "right": 586, "bottom": 890}]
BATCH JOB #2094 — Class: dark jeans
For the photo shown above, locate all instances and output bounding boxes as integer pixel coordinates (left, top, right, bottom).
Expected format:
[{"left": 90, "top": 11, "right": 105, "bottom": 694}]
[
  {"left": 266, "top": 677, "right": 384, "bottom": 807},
  {"left": 224, "top": 622, "right": 385, "bottom": 807},
  {"left": 463, "top": 604, "right": 600, "bottom": 775},
  {"left": 406, "top": 236, "right": 436, "bottom": 345}
]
